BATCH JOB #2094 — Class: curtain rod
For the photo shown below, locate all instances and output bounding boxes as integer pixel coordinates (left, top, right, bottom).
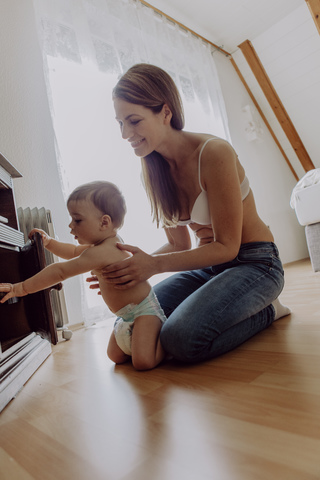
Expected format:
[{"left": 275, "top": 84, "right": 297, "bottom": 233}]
[{"left": 138, "top": 0, "right": 231, "bottom": 57}]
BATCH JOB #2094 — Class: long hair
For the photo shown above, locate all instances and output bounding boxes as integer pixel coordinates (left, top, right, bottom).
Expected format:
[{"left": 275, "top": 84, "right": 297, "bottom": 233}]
[
  {"left": 67, "top": 181, "right": 126, "bottom": 229},
  {"left": 113, "top": 64, "right": 185, "bottom": 227}
]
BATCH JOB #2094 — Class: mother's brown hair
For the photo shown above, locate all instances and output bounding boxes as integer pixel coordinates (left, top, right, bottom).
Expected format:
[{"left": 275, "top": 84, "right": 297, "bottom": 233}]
[{"left": 113, "top": 64, "right": 185, "bottom": 227}]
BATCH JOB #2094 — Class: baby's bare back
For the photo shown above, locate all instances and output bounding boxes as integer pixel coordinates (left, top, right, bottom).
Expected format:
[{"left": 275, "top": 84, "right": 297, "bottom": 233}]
[{"left": 92, "top": 237, "right": 151, "bottom": 313}]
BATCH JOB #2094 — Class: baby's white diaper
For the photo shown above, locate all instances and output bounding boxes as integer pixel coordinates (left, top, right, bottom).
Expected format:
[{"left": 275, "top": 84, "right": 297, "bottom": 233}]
[{"left": 113, "top": 289, "right": 166, "bottom": 356}]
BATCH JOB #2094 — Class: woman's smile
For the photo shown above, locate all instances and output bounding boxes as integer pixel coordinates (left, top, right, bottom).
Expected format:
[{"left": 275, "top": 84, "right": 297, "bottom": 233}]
[{"left": 130, "top": 138, "right": 145, "bottom": 149}]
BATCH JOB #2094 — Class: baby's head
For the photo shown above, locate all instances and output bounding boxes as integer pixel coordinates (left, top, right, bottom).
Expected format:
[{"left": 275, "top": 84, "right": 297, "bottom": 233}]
[{"left": 67, "top": 181, "right": 126, "bottom": 229}]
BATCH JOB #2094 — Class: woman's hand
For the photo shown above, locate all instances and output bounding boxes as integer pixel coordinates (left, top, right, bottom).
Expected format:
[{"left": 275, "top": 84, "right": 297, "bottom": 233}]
[
  {"left": 29, "top": 228, "right": 52, "bottom": 246},
  {"left": 102, "top": 243, "right": 158, "bottom": 289},
  {"left": 86, "top": 273, "right": 101, "bottom": 295}
]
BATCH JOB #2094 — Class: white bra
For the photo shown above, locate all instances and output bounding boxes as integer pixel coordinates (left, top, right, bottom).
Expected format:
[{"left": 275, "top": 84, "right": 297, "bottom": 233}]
[{"left": 177, "top": 138, "right": 250, "bottom": 226}]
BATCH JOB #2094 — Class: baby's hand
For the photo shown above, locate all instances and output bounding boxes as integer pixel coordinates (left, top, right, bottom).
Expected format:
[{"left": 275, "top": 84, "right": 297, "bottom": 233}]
[
  {"left": 29, "top": 228, "right": 52, "bottom": 246},
  {"left": 0, "top": 283, "right": 28, "bottom": 303},
  {"left": 0, "top": 283, "right": 15, "bottom": 303}
]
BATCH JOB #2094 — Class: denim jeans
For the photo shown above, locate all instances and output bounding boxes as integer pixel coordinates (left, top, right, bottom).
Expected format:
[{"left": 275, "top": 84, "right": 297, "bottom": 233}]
[{"left": 155, "top": 242, "right": 284, "bottom": 363}]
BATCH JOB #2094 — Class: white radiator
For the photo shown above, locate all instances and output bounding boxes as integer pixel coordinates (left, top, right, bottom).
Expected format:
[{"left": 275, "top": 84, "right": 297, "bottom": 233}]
[{"left": 17, "top": 206, "right": 69, "bottom": 329}]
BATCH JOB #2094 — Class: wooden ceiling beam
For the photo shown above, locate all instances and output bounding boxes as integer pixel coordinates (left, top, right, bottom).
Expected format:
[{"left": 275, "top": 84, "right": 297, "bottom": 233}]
[
  {"left": 305, "top": 0, "right": 320, "bottom": 35},
  {"left": 238, "top": 40, "right": 315, "bottom": 173}
]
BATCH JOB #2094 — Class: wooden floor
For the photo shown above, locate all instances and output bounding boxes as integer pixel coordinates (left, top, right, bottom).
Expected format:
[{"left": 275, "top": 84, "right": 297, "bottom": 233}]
[{"left": 1, "top": 258, "right": 320, "bottom": 480}]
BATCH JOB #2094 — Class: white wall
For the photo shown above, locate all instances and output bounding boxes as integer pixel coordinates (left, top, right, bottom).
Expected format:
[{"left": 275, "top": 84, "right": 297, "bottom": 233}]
[
  {"left": 0, "top": 0, "right": 83, "bottom": 325},
  {"left": 251, "top": 3, "right": 320, "bottom": 169}
]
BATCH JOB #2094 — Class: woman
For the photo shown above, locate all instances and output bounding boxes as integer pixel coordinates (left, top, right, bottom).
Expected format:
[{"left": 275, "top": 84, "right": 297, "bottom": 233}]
[{"left": 91, "top": 63, "right": 290, "bottom": 363}]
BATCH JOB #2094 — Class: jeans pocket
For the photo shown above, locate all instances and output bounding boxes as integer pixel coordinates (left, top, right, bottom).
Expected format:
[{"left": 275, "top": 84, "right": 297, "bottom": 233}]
[
  {"left": 235, "top": 242, "right": 283, "bottom": 273},
  {"left": 236, "top": 250, "right": 273, "bottom": 267}
]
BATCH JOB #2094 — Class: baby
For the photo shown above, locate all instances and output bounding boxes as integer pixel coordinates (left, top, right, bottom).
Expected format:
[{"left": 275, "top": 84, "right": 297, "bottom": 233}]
[{"left": 0, "top": 181, "right": 166, "bottom": 370}]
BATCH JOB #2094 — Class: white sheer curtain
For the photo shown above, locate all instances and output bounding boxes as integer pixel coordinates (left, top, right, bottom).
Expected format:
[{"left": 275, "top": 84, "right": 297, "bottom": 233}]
[{"left": 33, "top": 0, "right": 231, "bottom": 325}]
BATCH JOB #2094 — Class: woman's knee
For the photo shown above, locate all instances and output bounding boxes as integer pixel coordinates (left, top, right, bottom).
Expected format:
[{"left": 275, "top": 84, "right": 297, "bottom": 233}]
[{"left": 160, "top": 321, "right": 204, "bottom": 363}]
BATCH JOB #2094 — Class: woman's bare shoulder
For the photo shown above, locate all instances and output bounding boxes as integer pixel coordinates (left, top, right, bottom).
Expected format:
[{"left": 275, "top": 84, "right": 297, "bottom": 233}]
[{"left": 200, "top": 137, "right": 237, "bottom": 165}]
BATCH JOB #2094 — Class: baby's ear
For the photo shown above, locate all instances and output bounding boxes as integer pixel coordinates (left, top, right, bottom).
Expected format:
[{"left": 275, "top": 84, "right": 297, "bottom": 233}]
[{"left": 101, "top": 214, "right": 112, "bottom": 229}]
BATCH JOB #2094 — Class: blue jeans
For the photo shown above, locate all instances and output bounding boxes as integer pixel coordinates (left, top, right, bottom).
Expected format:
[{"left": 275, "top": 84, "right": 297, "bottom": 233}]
[{"left": 155, "top": 242, "right": 284, "bottom": 363}]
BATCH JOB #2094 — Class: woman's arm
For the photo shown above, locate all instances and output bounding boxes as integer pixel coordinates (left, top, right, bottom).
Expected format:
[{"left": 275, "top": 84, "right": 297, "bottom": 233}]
[
  {"left": 101, "top": 140, "right": 243, "bottom": 288},
  {"left": 153, "top": 225, "right": 192, "bottom": 254},
  {"left": 154, "top": 141, "right": 243, "bottom": 270},
  {"left": 29, "top": 228, "right": 90, "bottom": 259},
  {"left": 154, "top": 140, "right": 243, "bottom": 271},
  {"left": 94, "top": 225, "right": 191, "bottom": 288}
]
